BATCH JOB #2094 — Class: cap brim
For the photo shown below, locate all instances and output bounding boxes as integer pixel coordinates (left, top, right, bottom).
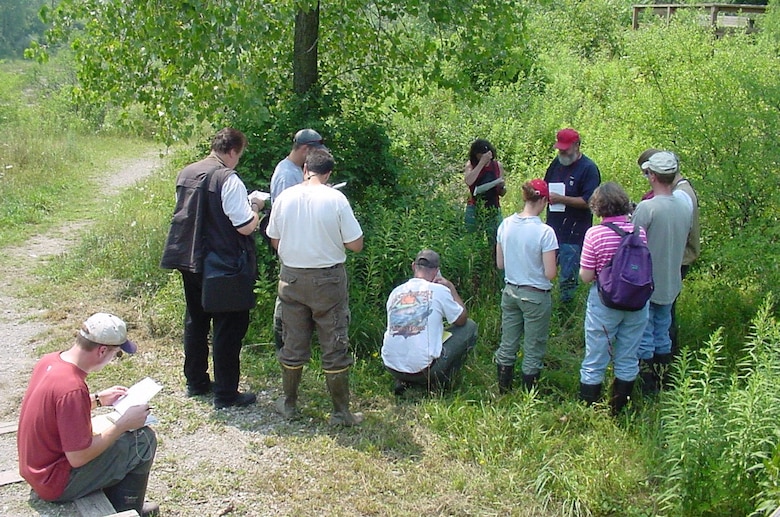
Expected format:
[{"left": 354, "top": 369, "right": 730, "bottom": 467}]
[
  {"left": 554, "top": 142, "right": 573, "bottom": 151},
  {"left": 120, "top": 340, "right": 137, "bottom": 354}
]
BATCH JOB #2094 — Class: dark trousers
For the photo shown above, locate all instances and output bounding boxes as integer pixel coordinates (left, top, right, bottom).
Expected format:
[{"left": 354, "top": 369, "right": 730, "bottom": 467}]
[
  {"left": 387, "top": 319, "right": 478, "bottom": 390},
  {"left": 181, "top": 270, "right": 250, "bottom": 400}
]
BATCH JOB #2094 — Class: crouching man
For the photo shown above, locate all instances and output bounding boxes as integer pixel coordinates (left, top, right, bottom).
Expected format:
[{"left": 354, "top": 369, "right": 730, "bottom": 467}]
[
  {"left": 381, "top": 250, "right": 478, "bottom": 395},
  {"left": 17, "top": 313, "right": 158, "bottom": 516}
]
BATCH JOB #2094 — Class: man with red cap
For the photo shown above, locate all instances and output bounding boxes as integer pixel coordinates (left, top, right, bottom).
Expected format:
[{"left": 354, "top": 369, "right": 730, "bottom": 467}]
[{"left": 543, "top": 128, "right": 601, "bottom": 305}]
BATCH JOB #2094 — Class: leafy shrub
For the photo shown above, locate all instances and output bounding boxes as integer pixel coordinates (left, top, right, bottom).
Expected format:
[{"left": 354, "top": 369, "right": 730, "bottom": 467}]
[{"left": 658, "top": 297, "right": 780, "bottom": 516}]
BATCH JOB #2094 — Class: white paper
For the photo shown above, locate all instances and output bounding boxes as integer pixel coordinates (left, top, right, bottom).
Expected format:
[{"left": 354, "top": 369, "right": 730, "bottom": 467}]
[
  {"left": 248, "top": 190, "right": 270, "bottom": 203},
  {"left": 549, "top": 182, "right": 566, "bottom": 212},
  {"left": 107, "top": 377, "right": 162, "bottom": 427}
]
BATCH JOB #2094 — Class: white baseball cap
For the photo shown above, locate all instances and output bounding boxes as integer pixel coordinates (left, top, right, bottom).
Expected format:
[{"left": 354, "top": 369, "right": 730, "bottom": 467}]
[
  {"left": 79, "top": 313, "right": 137, "bottom": 354},
  {"left": 641, "top": 151, "right": 679, "bottom": 175}
]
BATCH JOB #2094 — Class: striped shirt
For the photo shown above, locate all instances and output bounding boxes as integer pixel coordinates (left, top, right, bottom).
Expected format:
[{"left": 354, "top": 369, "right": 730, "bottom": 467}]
[{"left": 580, "top": 216, "right": 648, "bottom": 278}]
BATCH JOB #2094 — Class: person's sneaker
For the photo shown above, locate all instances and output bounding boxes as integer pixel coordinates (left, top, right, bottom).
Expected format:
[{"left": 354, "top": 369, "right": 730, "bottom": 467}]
[
  {"left": 214, "top": 392, "right": 257, "bottom": 409},
  {"left": 141, "top": 501, "right": 160, "bottom": 517},
  {"left": 186, "top": 382, "right": 213, "bottom": 397}
]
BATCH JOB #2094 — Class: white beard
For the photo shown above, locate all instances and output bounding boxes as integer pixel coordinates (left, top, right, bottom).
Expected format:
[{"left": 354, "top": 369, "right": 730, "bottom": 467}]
[{"left": 558, "top": 153, "right": 576, "bottom": 166}]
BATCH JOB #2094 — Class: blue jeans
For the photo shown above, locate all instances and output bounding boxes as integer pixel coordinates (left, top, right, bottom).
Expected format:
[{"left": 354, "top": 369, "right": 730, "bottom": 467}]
[
  {"left": 558, "top": 243, "right": 581, "bottom": 303},
  {"left": 638, "top": 302, "right": 673, "bottom": 360},
  {"left": 581, "top": 285, "right": 648, "bottom": 384},
  {"left": 495, "top": 285, "right": 552, "bottom": 375}
]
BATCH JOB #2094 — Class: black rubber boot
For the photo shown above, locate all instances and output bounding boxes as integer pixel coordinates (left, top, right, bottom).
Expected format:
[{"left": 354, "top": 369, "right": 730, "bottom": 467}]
[
  {"left": 274, "top": 365, "right": 303, "bottom": 419},
  {"left": 521, "top": 372, "right": 540, "bottom": 391},
  {"left": 653, "top": 352, "right": 673, "bottom": 391},
  {"left": 610, "top": 378, "right": 636, "bottom": 416},
  {"left": 325, "top": 371, "right": 363, "bottom": 426},
  {"left": 579, "top": 382, "right": 602, "bottom": 405},
  {"left": 639, "top": 358, "right": 658, "bottom": 396},
  {"left": 497, "top": 364, "right": 514, "bottom": 394},
  {"left": 104, "top": 473, "right": 158, "bottom": 516}
]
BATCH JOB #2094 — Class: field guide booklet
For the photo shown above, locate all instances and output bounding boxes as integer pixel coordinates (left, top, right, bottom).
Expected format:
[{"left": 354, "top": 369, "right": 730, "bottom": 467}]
[{"left": 92, "top": 377, "right": 162, "bottom": 434}]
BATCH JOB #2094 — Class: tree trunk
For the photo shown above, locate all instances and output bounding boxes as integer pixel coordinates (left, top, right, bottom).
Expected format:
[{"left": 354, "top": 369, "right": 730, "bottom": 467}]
[{"left": 293, "top": 2, "right": 319, "bottom": 95}]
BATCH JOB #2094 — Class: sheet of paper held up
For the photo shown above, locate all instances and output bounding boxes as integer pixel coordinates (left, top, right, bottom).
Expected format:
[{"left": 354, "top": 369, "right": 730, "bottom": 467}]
[
  {"left": 548, "top": 182, "right": 566, "bottom": 212},
  {"left": 110, "top": 377, "right": 162, "bottom": 427},
  {"left": 92, "top": 377, "right": 162, "bottom": 433}
]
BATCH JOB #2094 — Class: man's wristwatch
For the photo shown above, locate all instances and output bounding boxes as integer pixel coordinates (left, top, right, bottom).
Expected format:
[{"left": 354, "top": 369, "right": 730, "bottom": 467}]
[{"left": 94, "top": 393, "right": 102, "bottom": 407}]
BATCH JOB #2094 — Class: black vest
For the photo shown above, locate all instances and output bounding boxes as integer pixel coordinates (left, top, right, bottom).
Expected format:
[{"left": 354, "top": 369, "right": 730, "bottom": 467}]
[{"left": 160, "top": 156, "right": 256, "bottom": 275}]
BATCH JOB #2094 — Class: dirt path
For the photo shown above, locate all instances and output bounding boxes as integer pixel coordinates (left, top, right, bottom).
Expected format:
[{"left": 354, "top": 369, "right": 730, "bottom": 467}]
[{"left": 0, "top": 151, "right": 165, "bottom": 509}]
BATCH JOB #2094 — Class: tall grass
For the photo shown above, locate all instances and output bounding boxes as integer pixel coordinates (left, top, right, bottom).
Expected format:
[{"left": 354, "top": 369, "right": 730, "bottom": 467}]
[
  {"left": 0, "top": 60, "right": 155, "bottom": 247},
  {"left": 658, "top": 298, "right": 780, "bottom": 516}
]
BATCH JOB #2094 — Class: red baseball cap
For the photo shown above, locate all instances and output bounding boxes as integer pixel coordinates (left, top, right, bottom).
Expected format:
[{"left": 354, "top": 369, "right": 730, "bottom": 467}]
[
  {"left": 529, "top": 179, "right": 549, "bottom": 199},
  {"left": 554, "top": 128, "right": 580, "bottom": 151}
]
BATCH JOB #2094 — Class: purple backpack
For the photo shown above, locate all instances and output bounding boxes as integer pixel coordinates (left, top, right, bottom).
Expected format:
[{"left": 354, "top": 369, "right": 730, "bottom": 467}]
[{"left": 597, "top": 222, "right": 654, "bottom": 311}]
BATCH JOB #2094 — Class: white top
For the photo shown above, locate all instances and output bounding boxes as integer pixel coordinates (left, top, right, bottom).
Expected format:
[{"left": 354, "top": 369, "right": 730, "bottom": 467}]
[
  {"left": 381, "top": 278, "right": 464, "bottom": 373},
  {"left": 221, "top": 173, "right": 254, "bottom": 227},
  {"left": 673, "top": 188, "right": 693, "bottom": 215},
  {"left": 497, "top": 214, "right": 559, "bottom": 290},
  {"left": 266, "top": 183, "right": 363, "bottom": 268},
  {"left": 270, "top": 158, "right": 303, "bottom": 202}
]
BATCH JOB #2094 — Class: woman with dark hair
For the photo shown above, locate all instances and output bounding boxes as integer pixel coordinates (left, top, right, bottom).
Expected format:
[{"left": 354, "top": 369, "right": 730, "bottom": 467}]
[
  {"left": 464, "top": 139, "right": 506, "bottom": 238},
  {"left": 578, "top": 182, "right": 649, "bottom": 415},
  {"left": 495, "top": 179, "right": 558, "bottom": 393}
]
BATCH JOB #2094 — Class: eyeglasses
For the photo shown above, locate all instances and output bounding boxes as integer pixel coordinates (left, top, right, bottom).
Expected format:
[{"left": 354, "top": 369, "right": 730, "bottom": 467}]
[{"left": 102, "top": 345, "right": 124, "bottom": 360}]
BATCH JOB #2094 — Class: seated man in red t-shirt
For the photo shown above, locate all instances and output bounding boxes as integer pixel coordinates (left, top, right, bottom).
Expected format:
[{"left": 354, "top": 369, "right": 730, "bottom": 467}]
[{"left": 17, "top": 313, "right": 158, "bottom": 516}]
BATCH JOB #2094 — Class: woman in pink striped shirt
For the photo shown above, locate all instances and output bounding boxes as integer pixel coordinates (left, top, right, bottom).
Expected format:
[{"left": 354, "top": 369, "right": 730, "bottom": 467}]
[{"left": 578, "top": 182, "right": 649, "bottom": 415}]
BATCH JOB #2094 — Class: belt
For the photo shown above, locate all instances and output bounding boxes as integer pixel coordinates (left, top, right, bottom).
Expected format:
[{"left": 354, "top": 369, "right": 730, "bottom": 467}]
[
  {"left": 282, "top": 263, "right": 343, "bottom": 271},
  {"left": 507, "top": 282, "right": 550, "bottom": 293}
]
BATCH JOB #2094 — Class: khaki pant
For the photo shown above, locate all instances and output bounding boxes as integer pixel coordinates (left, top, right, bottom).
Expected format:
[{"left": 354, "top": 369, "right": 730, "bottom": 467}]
[{"left": 277, "top": 264, "right": 354, "bottom": 372}]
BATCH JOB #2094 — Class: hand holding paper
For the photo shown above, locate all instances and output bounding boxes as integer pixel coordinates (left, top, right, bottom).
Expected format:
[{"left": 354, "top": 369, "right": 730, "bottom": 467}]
[
  {"left": 548, "top": 182, "right": 566, "bottom": 212},
  {"left": 111, "top": 377, "right": 161, "bottom": 427}
]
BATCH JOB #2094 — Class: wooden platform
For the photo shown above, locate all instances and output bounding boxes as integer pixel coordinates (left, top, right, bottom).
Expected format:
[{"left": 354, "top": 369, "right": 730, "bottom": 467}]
[
  {"left": 632, "top": 3, "right": 767, "bottom": 33},
  {"left": 0, "top": 420, "right": 18, "bottom": 435},
  {"left": 74, "top": 491, "right": 139, "bottom": 517}
]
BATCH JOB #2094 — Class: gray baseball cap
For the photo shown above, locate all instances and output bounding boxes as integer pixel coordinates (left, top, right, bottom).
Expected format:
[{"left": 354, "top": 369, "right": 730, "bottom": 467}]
[
  {"left": 414, "top": 249, "right": 440, "bottom": 269},
  {"left": 293, "top": 129, "right": 324, "bottom": 147}
]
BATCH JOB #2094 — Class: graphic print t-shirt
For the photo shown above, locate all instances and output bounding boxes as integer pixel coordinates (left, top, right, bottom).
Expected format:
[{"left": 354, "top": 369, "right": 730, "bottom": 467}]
[{"left": 381, "top": 278, "right": 463, "bottom": 373}]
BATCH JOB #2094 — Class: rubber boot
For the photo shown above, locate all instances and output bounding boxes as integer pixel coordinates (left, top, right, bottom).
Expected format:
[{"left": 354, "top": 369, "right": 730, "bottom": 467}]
[
  {"left": 653, "top": 352, "right": 673, "bottom": 391},
  {"left": 579, "top": 382, "right": 602, "bottom": 405},
  {"left": 521, "top": 372, "right": 540, "bottom": 391},
  {"left": 103, "top": 473, "right": 158, "bottom": 516},
  {"left": 274, "top": 365, "right": 302, "bottom": 419},
  {"left": 497, "top": 364, "right": 514, "bottom": 394},
  {"left": 610, "top": 378, "right": 636, "bottom": 416},
  {"left": 325, "top": 370, "right": 363, "bottom": 426},
  {"left": 639, "top": 358, "right": 658, "bottom": 396}
]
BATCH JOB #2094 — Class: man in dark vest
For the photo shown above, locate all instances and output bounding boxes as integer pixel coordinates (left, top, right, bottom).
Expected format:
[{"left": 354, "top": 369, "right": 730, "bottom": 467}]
[{"left": 160, "top": 127, "right": 264, "bottom": 409}]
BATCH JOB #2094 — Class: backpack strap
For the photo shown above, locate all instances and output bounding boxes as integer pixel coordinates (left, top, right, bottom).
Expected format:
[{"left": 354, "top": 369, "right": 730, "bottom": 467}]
[{"left": 602, "top": 221, "right": 632, "bottom": 237}]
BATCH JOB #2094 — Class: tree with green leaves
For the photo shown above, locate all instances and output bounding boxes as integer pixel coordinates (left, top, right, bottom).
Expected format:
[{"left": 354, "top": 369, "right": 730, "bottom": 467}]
[
  {"left": 0, "top": 0, "right": 49, "bottom": 58},
  {"left": 30, "top": 0, "right": 532, "bottom": 144}
]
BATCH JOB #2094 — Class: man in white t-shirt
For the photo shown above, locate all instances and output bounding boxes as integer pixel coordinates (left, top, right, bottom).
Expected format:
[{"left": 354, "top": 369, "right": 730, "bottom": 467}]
[
  {"left": 266, "top": 147, "right": 364, "bottom": 426},
  {"left": 381, "top": 250, "right": 478, "bottom": 395}
]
